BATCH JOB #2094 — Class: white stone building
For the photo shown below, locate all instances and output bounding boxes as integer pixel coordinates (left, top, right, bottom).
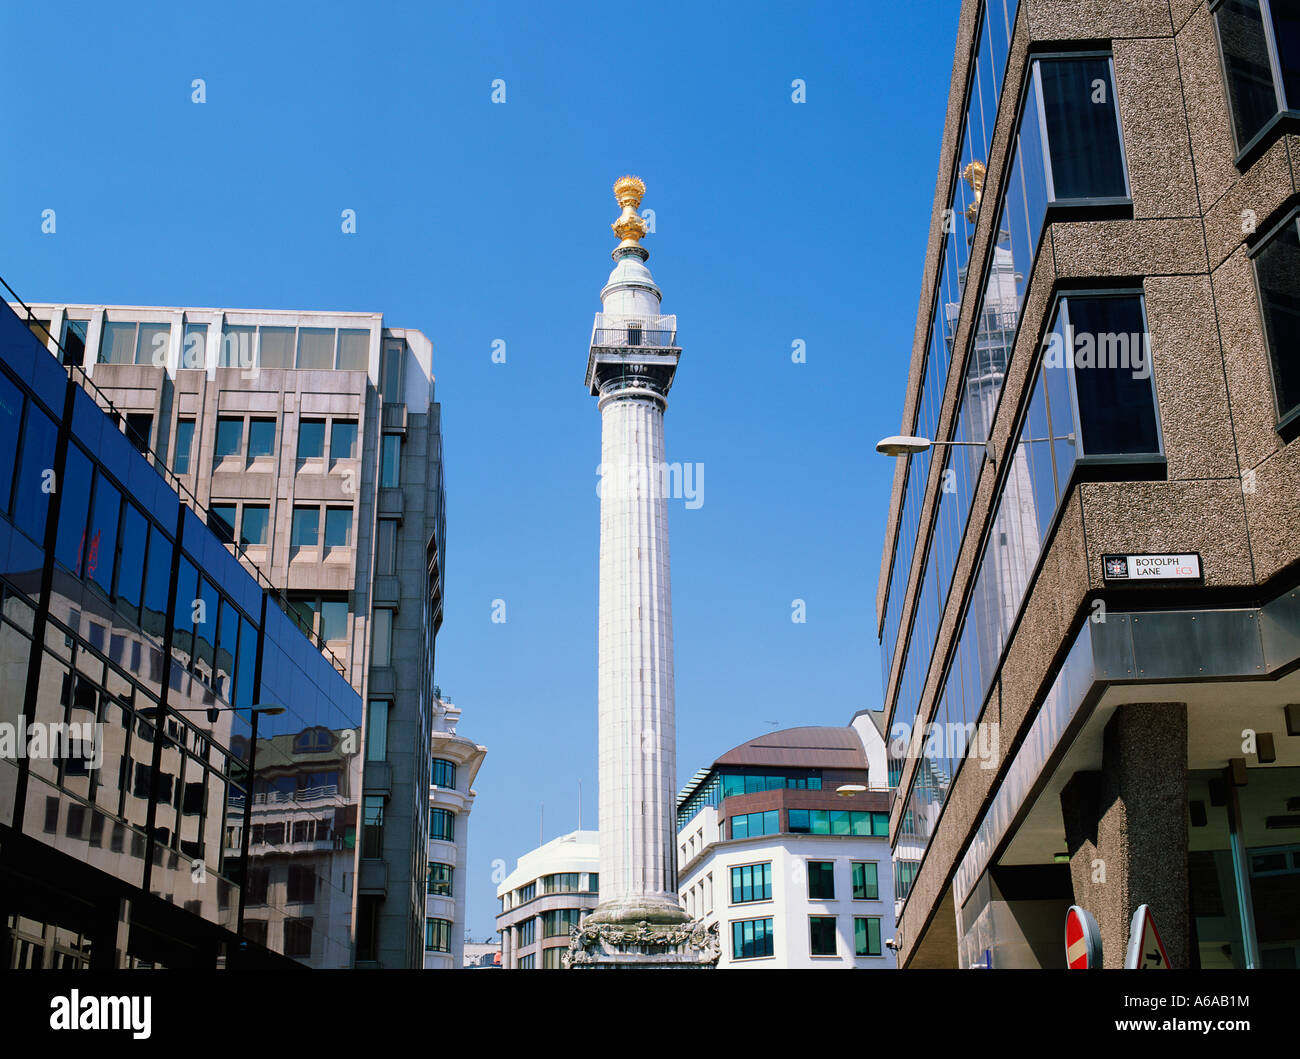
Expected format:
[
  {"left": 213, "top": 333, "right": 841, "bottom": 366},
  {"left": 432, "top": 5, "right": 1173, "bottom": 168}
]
[
  {"left": 496, "top": 830, "right": 600, "bottom": 969},
  {"left": 424, "top": 693, "right": 486, "bottom": 968},
  {"left": 676, "top": 715, "right": 897, "bottom": 969}
]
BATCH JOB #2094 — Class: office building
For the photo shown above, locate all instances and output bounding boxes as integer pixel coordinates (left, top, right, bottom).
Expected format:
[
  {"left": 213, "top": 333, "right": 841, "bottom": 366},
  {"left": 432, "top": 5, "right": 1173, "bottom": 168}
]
[
  {"left": 676, "top": 715, "right": 897, "bottom": 968},
  {"left": 496, "top": 830, "right": 600, "bottom": 969},
  {"left": 14, "top": 299, "right": 448, "bottom": 968},
  {"left": 876, "top": 0, "right": 1300, "bottom": 968},
  {"left": 424, "top": 690, "right": 486, "bottom": 969},
  {"left": 0, "top": 299, "right": 363, "bottom": 968}
]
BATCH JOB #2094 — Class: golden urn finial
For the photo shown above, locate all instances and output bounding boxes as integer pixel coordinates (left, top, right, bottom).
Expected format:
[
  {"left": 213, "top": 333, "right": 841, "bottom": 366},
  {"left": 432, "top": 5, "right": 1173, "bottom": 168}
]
[{"left": 612, "top": 175, "right": 649, "bottom": 247}]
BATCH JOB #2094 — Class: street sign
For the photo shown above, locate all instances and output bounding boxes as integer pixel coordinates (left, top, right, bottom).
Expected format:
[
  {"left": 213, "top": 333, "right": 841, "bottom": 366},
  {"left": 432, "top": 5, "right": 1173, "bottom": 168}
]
[
  {"left": 1125, "top": 904, "right": 1171, "bottom": 969},
  {"left": 1065, "top": 905, "right": 1102, "bottom": 969},
  {"left": 1102, "top": 553, "right": 1202, "bottom": 582}
]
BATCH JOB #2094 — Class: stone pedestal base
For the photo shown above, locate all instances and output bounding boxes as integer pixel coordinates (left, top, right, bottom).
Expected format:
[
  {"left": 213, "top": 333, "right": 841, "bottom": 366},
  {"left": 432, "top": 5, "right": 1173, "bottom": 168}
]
[{"left": 563, "top": 918, "right": 719, "bottom": 969}]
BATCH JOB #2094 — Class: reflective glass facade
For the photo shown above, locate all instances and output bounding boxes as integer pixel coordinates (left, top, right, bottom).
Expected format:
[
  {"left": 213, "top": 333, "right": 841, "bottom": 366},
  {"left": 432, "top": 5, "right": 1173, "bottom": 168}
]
[{"left": 0, "top": 303, "right": 364, "bottom": 968}]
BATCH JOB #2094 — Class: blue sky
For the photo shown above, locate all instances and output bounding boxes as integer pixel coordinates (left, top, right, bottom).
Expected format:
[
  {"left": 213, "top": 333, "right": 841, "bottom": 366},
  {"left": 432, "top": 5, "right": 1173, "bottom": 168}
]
[{"left": 1, "top": 0, "right": 959, "bottom": 940}]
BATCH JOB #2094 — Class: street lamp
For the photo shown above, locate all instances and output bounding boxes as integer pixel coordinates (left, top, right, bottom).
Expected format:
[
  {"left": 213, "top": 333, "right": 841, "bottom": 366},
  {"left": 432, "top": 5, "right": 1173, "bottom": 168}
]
[{"left": 875, "top": 434, "right": 997, "bottom": 466}]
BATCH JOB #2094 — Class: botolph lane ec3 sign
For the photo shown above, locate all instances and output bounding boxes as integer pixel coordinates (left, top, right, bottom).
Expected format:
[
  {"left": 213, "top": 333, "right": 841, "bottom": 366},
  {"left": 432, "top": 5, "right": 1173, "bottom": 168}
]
[{"left": 1102, "top": 553, "right": 1202, "bottom": 582}]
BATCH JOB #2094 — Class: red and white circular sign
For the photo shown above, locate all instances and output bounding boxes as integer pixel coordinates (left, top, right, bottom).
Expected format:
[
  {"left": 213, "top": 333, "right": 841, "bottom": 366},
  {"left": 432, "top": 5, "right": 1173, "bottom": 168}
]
[{"left": 1065, "top": 905, "right": 1102, "bottom": 969}]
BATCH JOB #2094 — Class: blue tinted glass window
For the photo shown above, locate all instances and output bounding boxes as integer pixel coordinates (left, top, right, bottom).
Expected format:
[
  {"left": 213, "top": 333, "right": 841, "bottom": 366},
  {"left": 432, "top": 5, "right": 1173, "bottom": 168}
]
[
  {"left": 0, "top": 372, "right": 22, "bottom": 513},
  {"left": 248, "top": 418, "right": 276, "bottom": 458},
  {"left": 215, "top": 418, "right": 243, "bottom": 459},
  {"left": 330, "top": 421, "right": 357, "bottom": 461},
  {"left": 142, "top": 525, "right": 173, "bottom": 643},
  {"left": 320, "top": 600, "right": 348, "bottom": 641},
  {"left": 87, "top": 474, "right": 121, "bottom": 596},
  {"left": 209, "top": 504, "right": 236, "bottom": 545},
  {"left": 215, "top": 598, "right": 239, "bottom": 702},
  {"left": 173, "top": 557, "right": 198, "bottom": 664},
  {"left": 173, "top": 419, "right": 195, "bottom": 475},
  {"left": 15, "top": 403, "right": 58, "bottom": 544},
  {"left": 297, "top": 419, "right": 325, "bottom": 459},
  {"left": 324, "top": 507, "right": 351, "bottom": 548},
  {"left": 55, "top": 444, "right": 94, "bottom": 573},
  {"left": 291, "top": 507, "right": 319, "bottom": 547},
  {"left": 235, "top": 615, "right": 258, "bottom": 710},
  {"left": 115, "top": 503, "right": 148, "bottom": 623},
  {"left": 194, "top": 577, "right": 219, "bottom": 677},
  {"left": 240, "top": 505, "right": 269, "bottom": 547}
]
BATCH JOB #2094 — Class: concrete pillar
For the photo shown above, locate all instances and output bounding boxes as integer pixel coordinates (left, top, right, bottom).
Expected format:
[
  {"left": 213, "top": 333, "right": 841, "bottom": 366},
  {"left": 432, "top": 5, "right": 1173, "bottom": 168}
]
[{"left": 1060, "top": 702, "right": 1188, "bottom": 968}]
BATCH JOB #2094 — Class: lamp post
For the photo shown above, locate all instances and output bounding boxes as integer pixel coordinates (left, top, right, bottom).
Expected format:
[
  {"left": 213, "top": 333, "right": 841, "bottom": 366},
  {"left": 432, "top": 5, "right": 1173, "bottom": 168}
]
[{"left": 875, "top": 434, "right": 997, "bottom": 465}]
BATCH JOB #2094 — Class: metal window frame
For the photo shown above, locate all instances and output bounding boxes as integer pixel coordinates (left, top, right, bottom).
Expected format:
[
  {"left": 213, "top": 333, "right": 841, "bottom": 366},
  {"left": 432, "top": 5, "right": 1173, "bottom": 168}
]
[{"left": 1245, "top": 205, "right": 1300, "bottom": 430}]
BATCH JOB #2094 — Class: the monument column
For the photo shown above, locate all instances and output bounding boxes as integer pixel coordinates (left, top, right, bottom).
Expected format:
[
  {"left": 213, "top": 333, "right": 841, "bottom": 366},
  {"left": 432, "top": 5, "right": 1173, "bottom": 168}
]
[{"left": 567, "top": 177, "right": 717, "bottom": 967}]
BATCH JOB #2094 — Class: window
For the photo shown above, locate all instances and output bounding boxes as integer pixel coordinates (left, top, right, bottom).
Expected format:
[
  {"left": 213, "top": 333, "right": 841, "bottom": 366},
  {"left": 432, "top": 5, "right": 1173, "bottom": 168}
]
[
  {"left": 1045, "top": 293, "right": 1162, "bottom": 458},
  {"left": 1252, "top": 210, "right": 1300, "bottom": 426},
  {"left": 732, "top": 918, "right": 774, "bottom": 960},
  {"left": 240, "top": 505, "right": 269, "bottom": 547},
  {"left": 297, "top": 327, "right": 335, "bottom": 370},
  {"left": 541, "top": 908, "right": 583, "bottom": 937},
  {"left": 371, "top": 607, "right": 393, "bottom": 666},
  {"left": 181, "top": 323, "right": 207, "bottom": 369},
  {"left": 173, "top": 419, "right": 195, "bottom": 475},
  {"left": 431, "top": 758, "right": 456, "bottom": 788},
  {"left": 516, "top": 882, "right": 536, "bottom": 903},
  {"left": 362, "top": 796, "right": 384, "bottom": 859},
  {"left": 543, "top": 873, "right": 581, "bottom": 894},
  {"left": 852, "top": 862, "right": 879, "bottom": 901},
  {"left": 98, "top": 320, "right": 169, "bottom": 366},
  {"left": 787, "top": 809, "right": 888, "bottom": 836},
  {"left": 809, "top": 915, "right": 838, "bottom": 956},
  {"left": 1214, "top": 0, "right": 1300, "bottom": 154},
  {"left": 429, "top": 808, "right": 454, "bottom": 842},
  {"left": 427, "top": 862, "right": 453, "bottom": 897},
  {"left": 542, "top": 946, "right": 564, "bottom": 968},
  {"left": 319, "top": 599, "right": 348, "bottom": 641},
  {"left": 287, "top": 865, "right": 316, "bottom": 904},
  {"left": 730, "top": 862, "right": 772, "bottom": 904},
  {"left": 258, "top": 326, "right": 294, "bottom": 370},
  {"left": 381, "top": 341, "right": 403, "bottom": 400},
  {"left": 517, "top": 954, "right": 535, "bottom": 969},
  {"left": 366, "top": 700, "right": 389, "bottom": 762},
  {"left": 247, "top": 418, "right": 276, "bottom": 458},
  {"left": 214, "top": 417, "right": 243, "bottom": 460},
  {"left": 729, "top": 809, "right": 779, "bottom": 839},
  {"left": 297, "top": 418, "right": 325, "bottom": 460},
  {"left": 517, "top": 917, "right": 535, "bottom": 947},
  {"left": 209, "top": 504, "right": 237, "bottom": 545},
  {"left": 855, "top": 917, "right": 882, "bottom": 957},
  {"left": 61, "top": 319, "right": 88, "bottom": 367},
  {"left": 380, "top": 434, "right": 401, "bottom": 487},
  {"left": 124, "top": 413, "right": 152, "bottom": 454},
  {"left": 425, "top": 917, "right": 452, "bottom": 953},
  {"left": 1032, "top": 56, "right": 1128, "bottom": 202},
  {"left": 291, "top": 506, "right": 319, "bottom": 548},
  {"left": 330, "top": 419, "right": 358, "bottom": 461},
  {"left": 338, "top": 329, "right": 369, "bottom": 370},
  {"left": 807, "top": 861, "right": 835, "bottom": 900},
  {"left": 376, "top": 518, "right": 398, "bottom": 575},
  {"left": 324, "top": 506, "right": 352, "bottom": 548},
  {"left": 219, "top": 324, "right": 254, "bottom": 368}
]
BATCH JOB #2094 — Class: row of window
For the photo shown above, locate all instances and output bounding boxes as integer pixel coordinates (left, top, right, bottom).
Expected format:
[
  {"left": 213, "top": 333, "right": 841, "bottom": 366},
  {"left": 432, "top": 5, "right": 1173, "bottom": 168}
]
[
  {"left": 729, "top": 860, "right": 880, "bottom": 904},
  {"left": 731, "top": 916, "right": 883, "bottom": 960},
  {"left": 431, "top": 758, "right": 456, "bottom": 788},
  {"left": 427, "top": 862, "right": 453, "bottom": 896},
  {"left": 728, "top": 808, "right": 890, "bottom": 839},
  {"left": 504, "top": 873, "right": 599, "bottom": 910}
]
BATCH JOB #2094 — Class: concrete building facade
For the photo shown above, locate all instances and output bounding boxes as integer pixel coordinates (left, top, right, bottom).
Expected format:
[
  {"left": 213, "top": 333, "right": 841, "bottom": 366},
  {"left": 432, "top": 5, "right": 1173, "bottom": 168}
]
[
  {"left": 877, "top": 0, "right": 1300, "bottom": 969},
  {"left": 15, "top": 301, "right": 448, "bottom": 968},
  {"left": 676, "top": 717, "right": 897, "bottom": 968},
  {"left": 496, "top": 830, "right": 600, "bottom": 969},
  {"left": 424, "top": 692, "right": 486, "bottom": 969}
]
